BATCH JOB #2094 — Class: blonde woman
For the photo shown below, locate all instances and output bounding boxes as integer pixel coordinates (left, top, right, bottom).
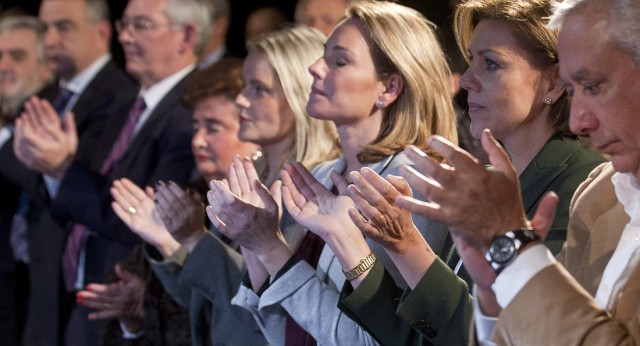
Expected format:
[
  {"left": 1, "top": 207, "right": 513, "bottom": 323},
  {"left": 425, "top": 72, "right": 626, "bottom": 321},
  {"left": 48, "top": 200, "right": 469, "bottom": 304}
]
[
  {"left": 110, "top": 27, "right": 338, "bottom": 345},
  {"left": 206, "top": 2, "right": 457, "bottom": 344}
]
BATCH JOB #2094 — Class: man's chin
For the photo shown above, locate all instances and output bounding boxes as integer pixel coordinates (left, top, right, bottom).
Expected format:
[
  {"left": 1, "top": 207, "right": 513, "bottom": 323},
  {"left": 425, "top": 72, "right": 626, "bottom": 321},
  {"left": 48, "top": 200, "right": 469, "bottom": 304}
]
[{"left": 610, "top": 155, "right": 640, "bottom": 177}]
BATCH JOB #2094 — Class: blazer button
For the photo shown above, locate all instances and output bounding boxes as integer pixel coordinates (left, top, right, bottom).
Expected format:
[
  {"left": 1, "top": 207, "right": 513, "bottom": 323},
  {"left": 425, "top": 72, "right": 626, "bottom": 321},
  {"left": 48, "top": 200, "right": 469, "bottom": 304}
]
[{"left": 413, "top": 319, "right": 436, "bottom": 338}]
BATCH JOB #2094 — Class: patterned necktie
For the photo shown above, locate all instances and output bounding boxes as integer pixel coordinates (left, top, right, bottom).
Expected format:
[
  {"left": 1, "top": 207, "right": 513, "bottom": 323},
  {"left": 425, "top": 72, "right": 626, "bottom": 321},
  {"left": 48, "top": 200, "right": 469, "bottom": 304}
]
[{"left": 62, "top": 96, "right": 146, "bottom": 292}]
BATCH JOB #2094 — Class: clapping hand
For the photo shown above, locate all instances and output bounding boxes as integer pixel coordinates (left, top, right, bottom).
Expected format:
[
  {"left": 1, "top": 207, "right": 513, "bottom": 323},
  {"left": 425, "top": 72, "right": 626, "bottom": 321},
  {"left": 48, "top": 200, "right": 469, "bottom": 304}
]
[
  {"left": 154, "top": 181, "right": 207, "bottom": 250},
  {"left": 346, "top": 167, "right": 427, "bottom": 255},
  {"left": 111, "top": 178, "right": 180, "bottom": 257},
  {"left": 77, "top": 264, "right": 145, "bottom": 332},
  {"left": 13, "top": 97, "right": 77, "bottom": 179},
  {"left": 206, "top": 156, "right": 290, "bottom": 270},
  {"left": 281, "top": 162, "right": 357, "bottom": 240}
]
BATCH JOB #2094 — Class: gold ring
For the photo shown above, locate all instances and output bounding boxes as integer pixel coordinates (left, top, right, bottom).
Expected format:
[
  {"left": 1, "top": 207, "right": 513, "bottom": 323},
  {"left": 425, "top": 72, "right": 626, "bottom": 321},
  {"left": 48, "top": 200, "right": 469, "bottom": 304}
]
[
  {"left": 375, "top": 214, "right": 385, "bottom": 224},
  {"left": 128, "top": 206, "right": 137, "bottom": 214}
]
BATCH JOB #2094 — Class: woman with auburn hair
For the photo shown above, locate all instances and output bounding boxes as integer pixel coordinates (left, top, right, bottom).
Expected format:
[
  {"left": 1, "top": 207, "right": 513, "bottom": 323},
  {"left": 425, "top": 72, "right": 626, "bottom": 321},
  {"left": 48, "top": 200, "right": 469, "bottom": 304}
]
[
  {"left": 289, "top": 0, "right": 604, "bottom": 344},
  {"left": 206, "top": 1, "right": 457, "bottom": 344},
  {"left": 108, "top": 26, "right": 339, "bottom": 345}
]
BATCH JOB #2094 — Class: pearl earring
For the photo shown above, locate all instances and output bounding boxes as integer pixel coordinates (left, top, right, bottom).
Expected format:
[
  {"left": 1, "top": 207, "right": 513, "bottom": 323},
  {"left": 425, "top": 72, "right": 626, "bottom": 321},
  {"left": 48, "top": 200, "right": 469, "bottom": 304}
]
[
  {"left": 375, "top": 99, "right": 384, "bottom": 108},
  {"left": 544, "top": 97, "right": 553, "bottom": 105}
]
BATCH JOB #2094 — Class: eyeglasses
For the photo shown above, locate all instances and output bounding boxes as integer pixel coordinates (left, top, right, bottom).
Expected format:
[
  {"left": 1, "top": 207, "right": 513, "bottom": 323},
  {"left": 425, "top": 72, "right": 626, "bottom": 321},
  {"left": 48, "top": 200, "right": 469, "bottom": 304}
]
[{"left": 115, "top": 17, "right": 172, "bottom": 34}]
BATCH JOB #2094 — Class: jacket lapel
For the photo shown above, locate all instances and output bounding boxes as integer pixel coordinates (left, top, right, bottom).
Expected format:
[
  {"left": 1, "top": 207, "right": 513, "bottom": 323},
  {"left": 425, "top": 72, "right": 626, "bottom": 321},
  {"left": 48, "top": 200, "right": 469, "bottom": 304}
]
[{"left": 519, "top": 133, "right": 581, "bottom": 216}]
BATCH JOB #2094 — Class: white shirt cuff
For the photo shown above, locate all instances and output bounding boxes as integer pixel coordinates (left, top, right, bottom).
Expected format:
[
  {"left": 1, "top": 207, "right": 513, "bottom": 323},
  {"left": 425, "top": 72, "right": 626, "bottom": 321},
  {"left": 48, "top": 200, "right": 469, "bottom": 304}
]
[
  {"left": 492, "top": 244, "right": 555, "bottom": 308},
  {"left": 0, "top": 126, "right": 12, "bottom": 149},
  {"left": 43, "top": 174, "right": 62, "bottom": 199},
  {"left": 472, "top": 285, "right": 498, "bottom": 346},
  {"left": 120, "top": 322, "right": 144, "bottom": 339}
]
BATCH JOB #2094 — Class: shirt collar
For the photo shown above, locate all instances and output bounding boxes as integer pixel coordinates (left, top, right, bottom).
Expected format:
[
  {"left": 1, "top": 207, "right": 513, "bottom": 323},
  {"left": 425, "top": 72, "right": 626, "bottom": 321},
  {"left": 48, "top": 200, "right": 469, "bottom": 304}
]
[
  {"left": 60, "top": 54, "right": 111, "bottom": 94},
  {"left": 612, "top": 172, "right": 640, "bottom": 224},
  {"left": 139, "top": 64, "right": 195, "bottom": 111}
]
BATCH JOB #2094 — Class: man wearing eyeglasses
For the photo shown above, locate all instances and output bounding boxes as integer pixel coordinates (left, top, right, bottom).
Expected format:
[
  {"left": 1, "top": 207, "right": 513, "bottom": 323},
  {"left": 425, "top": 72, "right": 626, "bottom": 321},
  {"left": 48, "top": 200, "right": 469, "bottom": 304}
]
[{"left": 12, "top": 0, "right": 211, "bottom": 344}]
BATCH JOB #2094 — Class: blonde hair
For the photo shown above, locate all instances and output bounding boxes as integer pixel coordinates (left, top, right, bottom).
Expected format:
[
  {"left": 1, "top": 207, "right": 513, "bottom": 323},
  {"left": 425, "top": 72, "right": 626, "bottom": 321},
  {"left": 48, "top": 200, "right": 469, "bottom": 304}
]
[
  {"left": 247, "top": 26, "right": 339, "bottom": 169},
  {"left": 345, "top": 1, "right": 458, "bottom": 163},
  {"left": 454, "top": 0, "right": 572, "bottom": 135}
]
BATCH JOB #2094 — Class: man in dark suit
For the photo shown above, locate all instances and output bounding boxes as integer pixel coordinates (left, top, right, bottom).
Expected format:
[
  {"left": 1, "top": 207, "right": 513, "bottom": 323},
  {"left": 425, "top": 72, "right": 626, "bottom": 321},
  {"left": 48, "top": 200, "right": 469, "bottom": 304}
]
[
  {"left": 0, "top": 13, "right": 51, "bottom": 346},
  {"left": 0, "top": 0, "right": 137, "bottom": 345},
  {"left": 14, "top": 0, "right": 211, "bottom": 344}
]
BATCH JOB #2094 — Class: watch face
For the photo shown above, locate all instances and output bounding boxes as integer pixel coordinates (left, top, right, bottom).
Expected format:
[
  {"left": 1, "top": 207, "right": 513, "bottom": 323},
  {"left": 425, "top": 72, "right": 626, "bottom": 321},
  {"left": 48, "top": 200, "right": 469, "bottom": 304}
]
[{"left": 489, "top": 236, "right": 516, "bottom": 264}]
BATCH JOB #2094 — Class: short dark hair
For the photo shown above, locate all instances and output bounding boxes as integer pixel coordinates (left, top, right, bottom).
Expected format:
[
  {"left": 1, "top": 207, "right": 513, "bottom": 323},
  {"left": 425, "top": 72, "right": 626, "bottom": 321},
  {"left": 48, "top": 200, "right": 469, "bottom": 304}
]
[{"left": 183, "top": 57, "right": 243, "bottom": 108}]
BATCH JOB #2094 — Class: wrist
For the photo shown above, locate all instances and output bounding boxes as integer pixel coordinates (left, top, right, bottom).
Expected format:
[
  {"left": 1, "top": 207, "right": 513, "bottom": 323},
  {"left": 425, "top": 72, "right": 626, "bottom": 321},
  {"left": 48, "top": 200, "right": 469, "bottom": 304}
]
[
  {"left": 385, "top": 237, "right": 436, "bottom": 289},
  {"left": 176, "top": 226, "right": 206, "bottom": 252},
  {"left": 476, "top": 286, "right": 500, "bottom": 317},
  {"left": 154, "top": 236, "right": 182, "bottom": 259},
  {"left": 255, "top": 239, "right": 293, "bottom": 276},
  {"left": 50, "top": 154, "right": 74, "bottom": 180}
]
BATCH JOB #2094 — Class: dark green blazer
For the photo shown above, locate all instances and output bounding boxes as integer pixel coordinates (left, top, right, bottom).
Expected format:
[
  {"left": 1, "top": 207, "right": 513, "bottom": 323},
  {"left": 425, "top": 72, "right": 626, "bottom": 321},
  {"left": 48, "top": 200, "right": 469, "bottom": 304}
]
[{"left": 338, "top": 133, "right": 605, "bottom": 346}]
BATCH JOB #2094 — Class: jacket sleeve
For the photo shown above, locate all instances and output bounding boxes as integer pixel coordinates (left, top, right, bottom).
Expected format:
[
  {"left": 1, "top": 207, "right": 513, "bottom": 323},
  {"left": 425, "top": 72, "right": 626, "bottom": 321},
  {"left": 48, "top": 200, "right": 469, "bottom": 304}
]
[
  {"left": 493, "top": 263, "right": 640, "bottom": 345},
  {"left": 245, "top": 249, "right": 382, "bottom": 345},
  {"left": 339, "top": 258, "right": 472, "bottom": 345}
]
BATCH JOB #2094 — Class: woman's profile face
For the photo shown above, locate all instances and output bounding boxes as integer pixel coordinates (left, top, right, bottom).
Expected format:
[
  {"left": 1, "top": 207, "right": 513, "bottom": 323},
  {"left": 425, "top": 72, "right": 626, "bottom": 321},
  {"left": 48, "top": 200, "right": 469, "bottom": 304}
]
[
  {"left": 235, "top": 51, "right": 296, "bottom": 147},
  {"left": 460, "top": 19, "right": 550, "bottom": 141},
  {"left": 307, "top": 18, "right": 386, "bottom": 126}
]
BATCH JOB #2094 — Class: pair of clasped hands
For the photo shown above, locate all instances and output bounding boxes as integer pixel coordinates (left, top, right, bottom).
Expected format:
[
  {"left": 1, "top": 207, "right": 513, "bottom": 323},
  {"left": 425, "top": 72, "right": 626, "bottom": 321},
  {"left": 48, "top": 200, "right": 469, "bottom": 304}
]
[{"left": 79, "top": 129, "right": 561, "bottom": 322}]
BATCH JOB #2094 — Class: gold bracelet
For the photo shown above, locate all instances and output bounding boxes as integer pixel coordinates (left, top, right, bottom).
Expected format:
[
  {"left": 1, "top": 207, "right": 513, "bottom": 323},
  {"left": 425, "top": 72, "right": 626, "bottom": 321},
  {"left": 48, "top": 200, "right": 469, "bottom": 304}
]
[{"left": 342, "top": 252, "right": 377, "bottom": 281}]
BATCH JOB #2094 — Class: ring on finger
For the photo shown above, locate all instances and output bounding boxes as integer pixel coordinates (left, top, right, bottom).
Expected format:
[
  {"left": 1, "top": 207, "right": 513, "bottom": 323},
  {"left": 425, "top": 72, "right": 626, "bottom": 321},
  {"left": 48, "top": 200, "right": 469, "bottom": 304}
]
[{"left": 128, "top": 206, "right": 137, "bottom": 214}]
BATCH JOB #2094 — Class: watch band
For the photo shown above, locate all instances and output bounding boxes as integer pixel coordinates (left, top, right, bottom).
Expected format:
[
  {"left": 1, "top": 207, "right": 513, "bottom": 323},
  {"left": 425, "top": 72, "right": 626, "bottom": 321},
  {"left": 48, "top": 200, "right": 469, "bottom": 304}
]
[{"left": 343, "top": 252, "right": 377, "bottom": 281}]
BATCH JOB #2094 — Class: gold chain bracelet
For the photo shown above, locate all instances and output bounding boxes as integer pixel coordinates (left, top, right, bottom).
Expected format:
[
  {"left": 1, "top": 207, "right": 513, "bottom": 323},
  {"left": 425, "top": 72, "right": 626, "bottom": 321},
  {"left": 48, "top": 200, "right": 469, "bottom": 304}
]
[{"left": 342, "top": 252, "right": 377, "bottom": 281}]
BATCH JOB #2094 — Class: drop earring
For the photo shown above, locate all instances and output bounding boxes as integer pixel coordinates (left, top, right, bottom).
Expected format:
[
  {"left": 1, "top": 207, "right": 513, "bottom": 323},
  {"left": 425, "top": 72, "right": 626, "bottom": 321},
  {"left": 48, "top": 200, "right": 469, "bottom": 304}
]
[
  {"left": 375, "top": 99, "right": 384, "bottom": 108},
  {"left": 544, "top": 97, "right": 553, "bottom": 105}
]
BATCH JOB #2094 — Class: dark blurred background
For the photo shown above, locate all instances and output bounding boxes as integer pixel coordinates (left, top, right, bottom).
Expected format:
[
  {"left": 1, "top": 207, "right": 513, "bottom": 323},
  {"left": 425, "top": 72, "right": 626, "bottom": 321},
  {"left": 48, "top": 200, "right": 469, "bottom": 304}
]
[{"left": 0, "top": 0, "right": 455, "bottom": 65}]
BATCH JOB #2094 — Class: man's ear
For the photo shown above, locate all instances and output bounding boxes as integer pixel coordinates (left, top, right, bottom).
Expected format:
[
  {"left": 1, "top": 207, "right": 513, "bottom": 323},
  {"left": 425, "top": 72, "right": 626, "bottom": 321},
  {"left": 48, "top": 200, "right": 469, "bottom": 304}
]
[
  {"left": 180, "top": 24, "right": 198, "bottom": 54},
  {"left": 377, "top": 73, "right": 404, "bottom": 108},
  {"left": 96, "top": 19, "right": 112, "bottom": 43}
]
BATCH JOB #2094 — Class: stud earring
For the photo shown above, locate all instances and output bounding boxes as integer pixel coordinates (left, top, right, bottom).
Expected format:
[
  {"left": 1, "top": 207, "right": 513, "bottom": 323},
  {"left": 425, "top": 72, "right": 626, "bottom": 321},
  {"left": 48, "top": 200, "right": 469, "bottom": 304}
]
[
  {"left": 375, "top": 99, "right": 384, "bottom": 108},
  {"left": 544, "top": 97, "right": 553, "bottom": 105}
]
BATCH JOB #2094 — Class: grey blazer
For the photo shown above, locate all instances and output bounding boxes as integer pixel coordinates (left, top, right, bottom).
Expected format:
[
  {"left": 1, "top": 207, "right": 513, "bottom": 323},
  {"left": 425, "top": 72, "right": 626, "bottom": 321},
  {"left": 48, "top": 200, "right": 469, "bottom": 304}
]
[
  {"left": 146, "top": 232, "right": 267, "bottom": 346},
  {"left": 232, "top": 153, "right": 450, "bottom": 345}
]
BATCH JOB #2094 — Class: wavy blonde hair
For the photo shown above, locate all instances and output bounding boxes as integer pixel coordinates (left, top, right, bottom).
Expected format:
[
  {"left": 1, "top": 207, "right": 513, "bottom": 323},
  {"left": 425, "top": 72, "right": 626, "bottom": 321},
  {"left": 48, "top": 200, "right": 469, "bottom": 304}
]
[
  {"left": 247, "top": 26, "right": 339, "bottom": 169},
  {"left": 344, "top": 1, "right": 457, "bottom": 163}
]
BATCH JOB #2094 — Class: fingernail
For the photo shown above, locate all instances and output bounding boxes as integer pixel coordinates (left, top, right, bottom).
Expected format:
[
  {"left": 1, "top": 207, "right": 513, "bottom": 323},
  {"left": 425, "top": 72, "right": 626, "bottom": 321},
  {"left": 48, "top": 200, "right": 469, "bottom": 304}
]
[
  {"left": 349, "top": 171, "right": 359, "bottom": 182},
  {"left": 85, "top": 284, "right": 93, "bottom": 291}
]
